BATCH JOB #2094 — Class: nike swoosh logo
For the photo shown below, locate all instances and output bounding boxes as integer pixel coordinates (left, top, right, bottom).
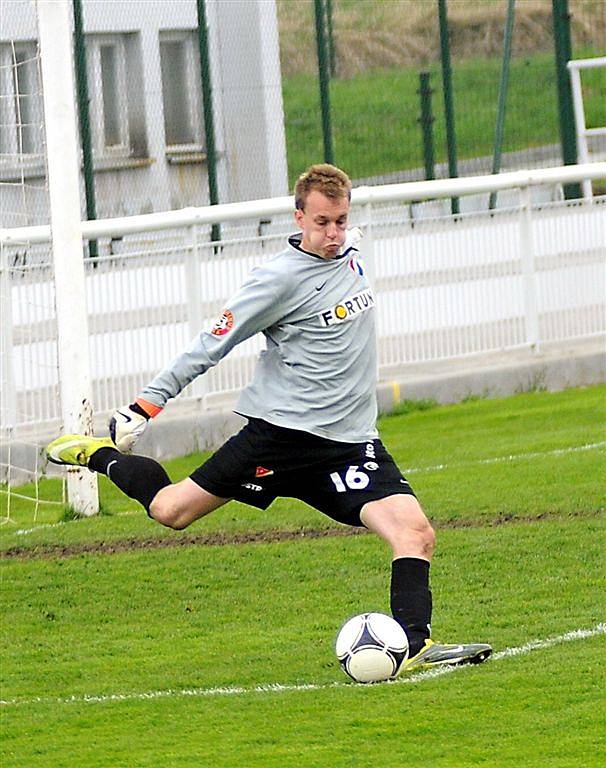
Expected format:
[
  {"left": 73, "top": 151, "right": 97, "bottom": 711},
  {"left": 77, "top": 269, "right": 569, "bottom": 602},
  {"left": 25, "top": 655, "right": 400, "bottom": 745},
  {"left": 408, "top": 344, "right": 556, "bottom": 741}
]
[
  {"left": 118, "top": 410, "right": 132, "bottom": 422},
  {"left": 47, "top": 438, "right": 85, "bottom": 464},
  {"left": 315, "top": 281, "right": 327, "bottom": 291},
  {"left": 106, "top": 460, "right": 117, "bottom": 479}
]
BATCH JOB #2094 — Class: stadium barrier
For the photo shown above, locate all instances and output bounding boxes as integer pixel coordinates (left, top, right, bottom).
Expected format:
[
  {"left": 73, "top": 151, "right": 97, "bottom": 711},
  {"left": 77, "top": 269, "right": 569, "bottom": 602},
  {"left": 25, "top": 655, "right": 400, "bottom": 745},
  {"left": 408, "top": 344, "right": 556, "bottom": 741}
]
[{"left": 1, "top": 163, "right": 605, "bottom": 448}]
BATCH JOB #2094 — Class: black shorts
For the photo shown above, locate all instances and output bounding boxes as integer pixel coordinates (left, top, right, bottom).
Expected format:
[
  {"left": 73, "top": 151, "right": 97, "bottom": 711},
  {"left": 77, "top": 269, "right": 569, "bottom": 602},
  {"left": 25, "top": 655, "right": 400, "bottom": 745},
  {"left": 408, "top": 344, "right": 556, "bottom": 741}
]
[{"left": 190, "top": 418, "right": 416, "bottom": 527}]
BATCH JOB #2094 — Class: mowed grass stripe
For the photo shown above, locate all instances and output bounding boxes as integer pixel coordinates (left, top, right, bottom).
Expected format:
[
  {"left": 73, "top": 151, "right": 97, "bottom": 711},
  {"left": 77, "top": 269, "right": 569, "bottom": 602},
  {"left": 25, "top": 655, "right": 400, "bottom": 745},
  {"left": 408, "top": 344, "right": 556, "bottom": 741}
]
[
  {"left": 3, "top": 507, "right": 605, "bottom": 561},
  {"left": 2, "top": 622, "right": 604, "bottom": 708},
  {"left": 2, "top": 384, "right": 605, "bottom": 549},
  {"left": 6, "top": 438, "right": 605, "bottom": 533},
  {"left": 2, "top": 518, "right": 604, "bottom": 697}
]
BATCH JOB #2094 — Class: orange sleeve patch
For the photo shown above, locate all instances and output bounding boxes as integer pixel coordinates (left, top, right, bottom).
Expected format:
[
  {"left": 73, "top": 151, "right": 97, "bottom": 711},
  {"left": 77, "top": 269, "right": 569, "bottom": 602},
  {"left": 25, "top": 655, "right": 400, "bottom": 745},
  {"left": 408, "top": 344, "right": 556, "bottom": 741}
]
[{"left": 210, "top": 309, "right": 234, "bottom": 336}]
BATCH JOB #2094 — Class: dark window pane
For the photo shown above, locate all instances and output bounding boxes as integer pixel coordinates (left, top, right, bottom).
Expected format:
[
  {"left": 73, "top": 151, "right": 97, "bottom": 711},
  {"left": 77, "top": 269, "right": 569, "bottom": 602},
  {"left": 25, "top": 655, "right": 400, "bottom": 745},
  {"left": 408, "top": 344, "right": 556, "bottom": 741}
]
[
  {"left": 14, "top": 49, "right": 38, "bottom": 153},
  {"left": 160, "top": 40, "right": 194, "bottom": 145},
  {"left": 100, "top": 44, "right": 121, "bottom": 147}
]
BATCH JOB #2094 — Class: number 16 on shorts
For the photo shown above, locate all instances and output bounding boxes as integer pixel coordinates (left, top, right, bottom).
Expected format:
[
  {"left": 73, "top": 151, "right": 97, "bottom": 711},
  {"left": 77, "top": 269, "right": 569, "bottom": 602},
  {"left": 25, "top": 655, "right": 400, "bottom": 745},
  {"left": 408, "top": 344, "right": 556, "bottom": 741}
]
[{"left": 330, "top": 465, "right": 370, "bottom": 492}]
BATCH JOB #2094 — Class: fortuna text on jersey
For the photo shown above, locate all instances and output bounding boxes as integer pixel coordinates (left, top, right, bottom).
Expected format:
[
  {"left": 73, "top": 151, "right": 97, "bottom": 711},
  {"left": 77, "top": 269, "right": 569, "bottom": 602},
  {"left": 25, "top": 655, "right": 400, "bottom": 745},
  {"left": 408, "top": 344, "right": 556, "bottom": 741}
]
[{"left": 319, "top": 289, "right": 375, "bottom": 326}]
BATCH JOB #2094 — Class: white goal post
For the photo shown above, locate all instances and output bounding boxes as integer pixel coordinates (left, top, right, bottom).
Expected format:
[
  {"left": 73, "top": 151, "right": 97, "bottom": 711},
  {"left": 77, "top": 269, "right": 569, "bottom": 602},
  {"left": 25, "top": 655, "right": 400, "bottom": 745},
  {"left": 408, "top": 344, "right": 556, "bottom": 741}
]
[{"left": 36, "top": 0, "right": 98, "bottom": 515}]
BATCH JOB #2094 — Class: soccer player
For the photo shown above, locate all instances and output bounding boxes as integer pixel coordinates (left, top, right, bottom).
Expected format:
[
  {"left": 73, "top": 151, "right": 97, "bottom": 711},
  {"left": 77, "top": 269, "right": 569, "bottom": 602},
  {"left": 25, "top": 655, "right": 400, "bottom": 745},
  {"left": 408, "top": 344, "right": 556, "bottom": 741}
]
[{"left": 47, "top": 164, "right": 491, "bottom": 672}]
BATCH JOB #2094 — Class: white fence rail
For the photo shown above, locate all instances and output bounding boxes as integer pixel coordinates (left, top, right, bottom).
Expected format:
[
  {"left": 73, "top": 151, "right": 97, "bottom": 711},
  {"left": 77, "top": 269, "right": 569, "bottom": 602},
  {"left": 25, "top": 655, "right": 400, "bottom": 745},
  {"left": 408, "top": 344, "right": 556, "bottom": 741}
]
[
  {"left": 1, "top": 164, "right": 605, "bottom": 434},
  {"left": 568, "top": 57, "right": 606, "bottom": 199}
]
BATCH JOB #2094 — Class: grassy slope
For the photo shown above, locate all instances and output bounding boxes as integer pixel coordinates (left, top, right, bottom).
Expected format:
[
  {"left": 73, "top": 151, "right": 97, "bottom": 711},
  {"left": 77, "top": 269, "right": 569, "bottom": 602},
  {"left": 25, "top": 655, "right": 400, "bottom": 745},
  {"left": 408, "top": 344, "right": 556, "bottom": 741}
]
[
  {"left": 1, "top": 518, "right": 605, "bottom": 767},
  {"left": 282, "top": 48, "right": 606, "bottom": 183}
]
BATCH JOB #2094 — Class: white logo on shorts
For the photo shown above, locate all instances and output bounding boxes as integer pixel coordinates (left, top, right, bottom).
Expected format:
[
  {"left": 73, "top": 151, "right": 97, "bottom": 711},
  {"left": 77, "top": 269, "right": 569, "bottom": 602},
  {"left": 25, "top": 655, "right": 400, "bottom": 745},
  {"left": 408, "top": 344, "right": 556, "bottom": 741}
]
[{"left": 242, "top": 482, "right": 263, "bottom": 492}]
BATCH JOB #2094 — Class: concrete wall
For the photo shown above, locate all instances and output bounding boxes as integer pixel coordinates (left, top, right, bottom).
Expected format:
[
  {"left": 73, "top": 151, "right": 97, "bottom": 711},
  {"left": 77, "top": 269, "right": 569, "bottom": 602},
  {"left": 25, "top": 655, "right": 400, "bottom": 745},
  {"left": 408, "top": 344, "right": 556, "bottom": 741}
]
[{"left": 213, "top": 0, "right": 289, "bottom": 202}]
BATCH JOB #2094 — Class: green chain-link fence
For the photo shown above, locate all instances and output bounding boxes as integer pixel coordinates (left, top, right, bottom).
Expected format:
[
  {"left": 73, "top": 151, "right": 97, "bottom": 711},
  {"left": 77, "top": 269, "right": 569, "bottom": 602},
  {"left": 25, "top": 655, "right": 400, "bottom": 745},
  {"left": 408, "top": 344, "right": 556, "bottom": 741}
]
[
  {"left": 278, "top": 0, "right": 605, "bottom": 186},
  {"left": 1, "top": 0, "right": 604, "bottom": 231}
]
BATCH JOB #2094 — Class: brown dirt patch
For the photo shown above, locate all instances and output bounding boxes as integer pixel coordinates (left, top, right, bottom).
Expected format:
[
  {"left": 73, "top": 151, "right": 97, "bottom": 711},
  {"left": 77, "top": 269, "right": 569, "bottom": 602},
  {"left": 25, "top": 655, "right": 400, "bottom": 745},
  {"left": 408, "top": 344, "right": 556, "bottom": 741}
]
[
  {"left": 2, "top": 512, "right": 591, "bottom": 560},
  {"left": 1, "top": 526, "right": 368, "bottom": 560}
]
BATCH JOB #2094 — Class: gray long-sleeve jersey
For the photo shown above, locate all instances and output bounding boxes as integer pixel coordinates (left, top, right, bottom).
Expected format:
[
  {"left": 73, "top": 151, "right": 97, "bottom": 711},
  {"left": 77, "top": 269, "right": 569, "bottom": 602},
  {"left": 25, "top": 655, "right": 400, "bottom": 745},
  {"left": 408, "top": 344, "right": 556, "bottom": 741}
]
[{"left": 139, "top": 230, "right": 379, "bottom": 443}]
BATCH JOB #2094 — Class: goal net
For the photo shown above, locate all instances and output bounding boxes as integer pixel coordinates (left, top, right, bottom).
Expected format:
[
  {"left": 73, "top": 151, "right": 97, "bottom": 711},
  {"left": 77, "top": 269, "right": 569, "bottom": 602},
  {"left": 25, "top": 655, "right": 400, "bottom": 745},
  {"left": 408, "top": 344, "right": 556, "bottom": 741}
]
[
  {"left": 1, "top": 1, "right": 98, "bottom": 533},
  {"left": 1, "top": 37, "right": 59, "bottom": 530}
]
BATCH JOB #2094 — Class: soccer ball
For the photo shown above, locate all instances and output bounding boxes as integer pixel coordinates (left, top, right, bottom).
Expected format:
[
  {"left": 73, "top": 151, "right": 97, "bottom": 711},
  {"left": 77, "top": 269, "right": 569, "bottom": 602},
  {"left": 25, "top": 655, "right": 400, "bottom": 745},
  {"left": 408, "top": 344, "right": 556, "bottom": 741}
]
[{"left": 335, "top": 612, "right": 409, "bottom": 683}]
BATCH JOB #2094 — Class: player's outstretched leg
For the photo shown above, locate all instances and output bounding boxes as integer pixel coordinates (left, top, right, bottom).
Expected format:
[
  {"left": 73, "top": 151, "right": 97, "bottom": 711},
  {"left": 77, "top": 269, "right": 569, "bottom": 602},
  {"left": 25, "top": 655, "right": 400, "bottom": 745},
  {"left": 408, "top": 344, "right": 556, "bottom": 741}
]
[
  {"left": 46, "top": 434, "right": 117, "bottom": 466},
  {"left": 46, "top": 434, "right": 171, "bottom": 513}
]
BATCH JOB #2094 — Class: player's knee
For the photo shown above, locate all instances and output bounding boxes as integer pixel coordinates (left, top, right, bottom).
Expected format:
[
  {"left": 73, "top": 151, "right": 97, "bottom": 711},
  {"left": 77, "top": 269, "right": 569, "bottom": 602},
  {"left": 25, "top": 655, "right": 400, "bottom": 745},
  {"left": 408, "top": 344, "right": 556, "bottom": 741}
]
[
  {"left": 406, "top": 503, "right": 435, "bottom": 556},
  {"left": 392, "top": 514, "right": 434, "bottom": 557},
  {"left": 362, "top": 494, "right": 436, "bottom": 558},
  {"left": 149, "top": 494, "right": 190, "bottom": 530},
  {"left": 419, "top": 519, "right": 436, "bottom": 557}
]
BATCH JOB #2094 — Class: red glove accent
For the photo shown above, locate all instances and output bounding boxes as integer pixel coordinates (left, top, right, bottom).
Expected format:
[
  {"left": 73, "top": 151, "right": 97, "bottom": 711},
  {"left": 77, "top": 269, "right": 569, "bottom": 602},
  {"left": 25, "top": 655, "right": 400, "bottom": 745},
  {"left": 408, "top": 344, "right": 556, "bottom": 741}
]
[{"left": 134, "top": 398, "right": 163, "bottom": 419}]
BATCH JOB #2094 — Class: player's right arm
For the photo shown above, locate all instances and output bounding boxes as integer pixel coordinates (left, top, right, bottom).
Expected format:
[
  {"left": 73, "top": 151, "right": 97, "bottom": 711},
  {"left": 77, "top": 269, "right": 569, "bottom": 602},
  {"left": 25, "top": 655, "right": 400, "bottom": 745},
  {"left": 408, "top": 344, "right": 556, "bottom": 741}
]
[{"left": 109, "top": 263, "right": 292, "bottom": 451}]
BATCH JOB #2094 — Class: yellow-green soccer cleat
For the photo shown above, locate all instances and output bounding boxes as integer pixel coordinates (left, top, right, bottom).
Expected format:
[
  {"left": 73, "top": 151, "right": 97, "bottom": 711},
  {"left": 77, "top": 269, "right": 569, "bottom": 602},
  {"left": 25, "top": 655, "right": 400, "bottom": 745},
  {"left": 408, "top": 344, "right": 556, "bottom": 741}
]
[
  {"left": 403, "top": 639, "right": 492, "bottom": 672},
  {"left": 46, "top": 434, "right": 116, "bottom": 467}
]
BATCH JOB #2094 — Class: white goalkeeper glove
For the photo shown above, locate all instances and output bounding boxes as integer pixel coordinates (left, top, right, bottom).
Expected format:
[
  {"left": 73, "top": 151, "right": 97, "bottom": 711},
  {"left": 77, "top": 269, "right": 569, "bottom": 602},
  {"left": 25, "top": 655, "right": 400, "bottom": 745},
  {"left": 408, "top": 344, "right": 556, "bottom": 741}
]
[
  {"left": 344, "top": 226, "right": 363, "bottom": 249},
  {"left": 109, "top": 399, "right": 161, "bottom": 452}
]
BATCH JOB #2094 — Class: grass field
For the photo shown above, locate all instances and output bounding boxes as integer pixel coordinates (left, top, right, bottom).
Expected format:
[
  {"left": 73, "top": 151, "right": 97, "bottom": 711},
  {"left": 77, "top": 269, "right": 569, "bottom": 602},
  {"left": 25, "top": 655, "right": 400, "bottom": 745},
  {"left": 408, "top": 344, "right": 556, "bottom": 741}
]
[
  {"left": 1, "top": 385, "right": 605, "bottom": 766},
  {"left": 282, "top": 48, "right": 606, "bottom": 184}
]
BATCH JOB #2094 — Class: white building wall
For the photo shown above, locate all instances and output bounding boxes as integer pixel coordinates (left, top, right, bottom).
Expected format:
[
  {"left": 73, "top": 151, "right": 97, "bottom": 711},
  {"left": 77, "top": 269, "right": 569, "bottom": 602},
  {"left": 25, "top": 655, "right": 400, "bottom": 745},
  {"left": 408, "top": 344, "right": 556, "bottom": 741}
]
[
  {"left": 0, "top": 0, "right": 288, "bottom": 225},
  {"left": 213, "top": 0, "right": 289, "bottom": 202}
]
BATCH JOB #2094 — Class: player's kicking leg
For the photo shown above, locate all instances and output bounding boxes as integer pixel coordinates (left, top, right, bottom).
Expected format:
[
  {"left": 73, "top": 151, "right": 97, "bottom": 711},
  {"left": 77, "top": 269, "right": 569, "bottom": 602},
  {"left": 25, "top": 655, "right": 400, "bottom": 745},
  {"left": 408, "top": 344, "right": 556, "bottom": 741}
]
[
  {"left": 46, "top": 434, "right": 226, "bottom": 528},
  {"left": 360, "top": 493, "right": 492, "bottom": 672}
]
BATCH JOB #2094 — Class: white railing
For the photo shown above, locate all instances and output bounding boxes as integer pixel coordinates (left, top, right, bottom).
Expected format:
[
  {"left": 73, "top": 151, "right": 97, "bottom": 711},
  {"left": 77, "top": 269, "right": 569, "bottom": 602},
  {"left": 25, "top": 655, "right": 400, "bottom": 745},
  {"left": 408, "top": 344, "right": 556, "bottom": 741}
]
[
  {"left": 2, "top": 163, "right": 605, "bottom": 244},
  {"left": 568, "top": 57, "right": 606, "bottom": 199},
  {"left": 1, "top": 163, "right": 605, "bottom": 434}
]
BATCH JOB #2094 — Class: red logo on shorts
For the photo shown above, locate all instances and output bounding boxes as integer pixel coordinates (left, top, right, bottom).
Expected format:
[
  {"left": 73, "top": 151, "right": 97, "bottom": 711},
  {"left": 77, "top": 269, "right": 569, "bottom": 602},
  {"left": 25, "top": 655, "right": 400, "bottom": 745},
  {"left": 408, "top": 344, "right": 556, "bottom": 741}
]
[
  {"left": 211, "top": 309, "right": 234, "bottom": 336},
  {"left": 255, "top": 466, "right": 274, "bottom": 478}
]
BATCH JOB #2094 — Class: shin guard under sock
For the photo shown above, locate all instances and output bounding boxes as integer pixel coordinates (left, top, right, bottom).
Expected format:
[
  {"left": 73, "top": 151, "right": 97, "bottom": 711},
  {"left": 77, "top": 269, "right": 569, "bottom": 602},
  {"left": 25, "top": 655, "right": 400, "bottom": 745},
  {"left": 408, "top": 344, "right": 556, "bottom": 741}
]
[
  {"left": 89, "top": 448, "right": 171, "bottom": 513},
  {"left": 390, "top": 556, "right": 433, "bottom": 656}
]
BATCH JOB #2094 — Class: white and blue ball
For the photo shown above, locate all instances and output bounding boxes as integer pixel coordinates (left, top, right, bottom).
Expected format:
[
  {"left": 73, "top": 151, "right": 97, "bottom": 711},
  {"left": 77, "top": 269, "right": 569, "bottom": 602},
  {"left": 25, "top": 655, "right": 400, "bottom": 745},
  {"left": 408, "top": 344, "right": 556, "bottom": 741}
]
[{"left": 335, "top": 612, "right": 409, "bottom": 683}]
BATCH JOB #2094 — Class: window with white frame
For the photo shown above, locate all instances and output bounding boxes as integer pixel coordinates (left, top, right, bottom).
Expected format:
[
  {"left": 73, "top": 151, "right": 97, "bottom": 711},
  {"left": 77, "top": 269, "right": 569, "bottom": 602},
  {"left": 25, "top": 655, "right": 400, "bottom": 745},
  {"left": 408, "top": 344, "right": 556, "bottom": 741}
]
[
  {"left": 0, "top": 41, "right": 44, "bottom": 164},
  {"left": 159, "top": 32, "right": 204, "bottom": 152},
  {"left": 87, "top": 34, "right": 132, "bottom": 156}
]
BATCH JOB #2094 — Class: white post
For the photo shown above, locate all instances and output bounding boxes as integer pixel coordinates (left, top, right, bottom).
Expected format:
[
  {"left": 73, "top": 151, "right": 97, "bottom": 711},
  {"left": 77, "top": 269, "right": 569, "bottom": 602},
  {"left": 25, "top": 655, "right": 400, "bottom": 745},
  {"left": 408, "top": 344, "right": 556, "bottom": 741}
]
[
  {"left": 0, "top": 247, "right": 17, "bottom": 434},
  {"left": 568, "top": 65, "right": 592, "bottom": 200},
  {"left": 363, "top": 201, "right": 375, "bottom": 287},
  {"left": 212, "top": 0, "right": 288, "bottom": 201},
  {"left": 519, "top": 186, "right": 539, "bottom": 354},
  {"left": 362, "top": 201, "right": 381, "bottom": 377},
  {"left": 37, "top": 0, "right": 98, "bottom": 515},
  {"left": 185, "top": 225, "right": 206, "bottom": 402}
]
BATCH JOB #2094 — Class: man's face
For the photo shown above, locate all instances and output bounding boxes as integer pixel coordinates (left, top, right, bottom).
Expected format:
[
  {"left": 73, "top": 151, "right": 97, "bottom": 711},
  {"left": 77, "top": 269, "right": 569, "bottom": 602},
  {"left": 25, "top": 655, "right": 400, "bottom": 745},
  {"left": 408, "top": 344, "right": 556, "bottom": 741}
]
[{"left": 294, "top": 190, "right": 349, "bottom": 260}]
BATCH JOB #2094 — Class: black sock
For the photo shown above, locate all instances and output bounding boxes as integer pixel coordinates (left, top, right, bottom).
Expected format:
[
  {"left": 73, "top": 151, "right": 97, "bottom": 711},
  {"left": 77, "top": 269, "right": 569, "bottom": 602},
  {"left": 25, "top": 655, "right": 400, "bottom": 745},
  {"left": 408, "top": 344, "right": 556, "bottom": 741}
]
[
  {"left": 89, "top": 448, "right": 171, "bottom": 513},
  {"left": 391, "top": 556, "right": 433, "bottom": 656}
]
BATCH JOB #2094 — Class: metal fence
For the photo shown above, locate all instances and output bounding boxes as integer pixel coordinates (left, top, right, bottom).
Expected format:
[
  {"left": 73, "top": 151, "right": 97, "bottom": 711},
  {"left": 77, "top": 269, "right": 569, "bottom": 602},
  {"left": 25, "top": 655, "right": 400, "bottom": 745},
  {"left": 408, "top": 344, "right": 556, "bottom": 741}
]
[
  {"left": 3, "top": 164, "right": 605, "bottom": 436},
  {"left": 278, "top": 0, "right": 606, "bottom": 185},
  {"left": 2, "top": 0, "right": 605, "bottom": 230}
]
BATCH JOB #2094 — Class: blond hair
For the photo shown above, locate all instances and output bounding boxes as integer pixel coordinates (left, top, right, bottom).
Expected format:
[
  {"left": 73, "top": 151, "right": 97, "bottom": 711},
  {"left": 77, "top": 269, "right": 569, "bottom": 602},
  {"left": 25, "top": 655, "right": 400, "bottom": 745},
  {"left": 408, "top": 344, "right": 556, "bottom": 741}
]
[{"left": 294, "top": 163, "right": 352, "bottom": 211}]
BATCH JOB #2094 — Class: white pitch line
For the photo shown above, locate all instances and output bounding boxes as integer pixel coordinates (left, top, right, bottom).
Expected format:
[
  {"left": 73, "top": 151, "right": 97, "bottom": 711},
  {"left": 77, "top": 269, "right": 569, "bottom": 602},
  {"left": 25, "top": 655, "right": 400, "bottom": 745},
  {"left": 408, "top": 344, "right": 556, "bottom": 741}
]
[
  {"left": 403, "top": 440, "right": 606, "bottom": 474},
  {"left": 1, "top": 622, "right": 604, "bottom": 709},
  {"left": 9, "top": 441, "right": 605, "bottom": 536},
  {"left": 12, "top": 509, "right": 135, "bottom": 536}
]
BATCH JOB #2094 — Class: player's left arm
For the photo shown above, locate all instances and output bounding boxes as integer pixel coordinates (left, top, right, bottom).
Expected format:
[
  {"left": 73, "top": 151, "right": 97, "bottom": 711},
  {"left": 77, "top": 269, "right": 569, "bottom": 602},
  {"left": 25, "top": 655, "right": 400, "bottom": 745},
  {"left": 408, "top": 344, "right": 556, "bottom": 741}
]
[{"left": 110, "top": 265, "right": 292, "bottom": 451}]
